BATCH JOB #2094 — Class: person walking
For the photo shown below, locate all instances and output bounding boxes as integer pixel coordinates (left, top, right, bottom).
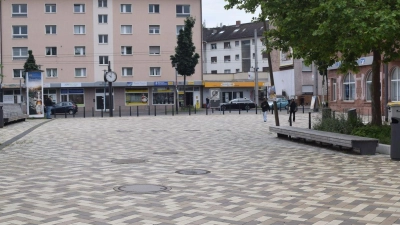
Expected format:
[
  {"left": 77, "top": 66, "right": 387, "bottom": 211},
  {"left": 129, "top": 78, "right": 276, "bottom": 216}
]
[
  {"left": 288, "top": 98, "right": 297, "bottom": 122},
  {"left": 44, "top": 96, "right": 53, "bottom": 119},
  {"left": 261, "top": 98, "right": 270, "bottom": 122}
]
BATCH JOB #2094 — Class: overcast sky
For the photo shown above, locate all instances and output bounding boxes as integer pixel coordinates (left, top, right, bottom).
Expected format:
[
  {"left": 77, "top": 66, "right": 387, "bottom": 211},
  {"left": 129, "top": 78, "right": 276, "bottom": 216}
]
[{"left": 202, "top": 0, "right": 261, "bottom": 28}]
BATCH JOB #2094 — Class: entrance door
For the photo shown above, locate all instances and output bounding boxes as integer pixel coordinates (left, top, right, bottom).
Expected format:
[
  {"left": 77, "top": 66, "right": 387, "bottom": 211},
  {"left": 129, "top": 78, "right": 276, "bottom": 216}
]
[
  {"left": 95, "top": 95, "right": 110, "bottom": 110},
  {"left": 185, "top": 92, "right": 193, "bottom": 106}
]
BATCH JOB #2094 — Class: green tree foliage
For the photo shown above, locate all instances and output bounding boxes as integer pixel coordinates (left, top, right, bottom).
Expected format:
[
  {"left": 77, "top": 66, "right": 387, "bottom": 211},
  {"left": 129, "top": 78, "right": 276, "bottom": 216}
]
[
  {"left": 23, "top": 50, "right": 40, "bottom": 79},
  {"left": 225, "top": 0, "right": 400, "bottom": 126},
  {"left": 170, "top": 17, "right": 200, "bottom": 107}
]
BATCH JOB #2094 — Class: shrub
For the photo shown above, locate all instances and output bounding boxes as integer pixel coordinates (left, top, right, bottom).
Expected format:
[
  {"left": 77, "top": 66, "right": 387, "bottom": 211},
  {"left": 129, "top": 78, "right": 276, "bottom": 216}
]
[
  {"left": 351, "top": 124, "right": 391, "bottom": 144},
  {"left": 313, "top": 113, "right": 364, "bottom": 135}
]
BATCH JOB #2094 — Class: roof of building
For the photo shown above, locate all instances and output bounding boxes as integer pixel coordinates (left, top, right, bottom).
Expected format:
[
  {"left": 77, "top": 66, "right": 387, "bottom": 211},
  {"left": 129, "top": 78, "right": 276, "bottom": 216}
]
[{"left": 203, "top": 21, "right": 268, "bottom": 42}]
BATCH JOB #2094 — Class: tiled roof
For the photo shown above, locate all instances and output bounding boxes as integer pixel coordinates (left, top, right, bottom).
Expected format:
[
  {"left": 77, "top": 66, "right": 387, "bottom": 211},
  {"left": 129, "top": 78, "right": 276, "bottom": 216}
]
[{"left": 203, "top": 21, "right": 268, "bottom": 42}]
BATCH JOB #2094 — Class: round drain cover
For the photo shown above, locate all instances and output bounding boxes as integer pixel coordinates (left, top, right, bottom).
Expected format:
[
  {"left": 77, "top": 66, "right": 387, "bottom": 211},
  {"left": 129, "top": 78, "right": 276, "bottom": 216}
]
[
  {"left": 176, "top": 169, "right": 210, "bottom": 175},
  {"left": 114, "top": 184, "right": 171, "bottom": 193},
  {"left": 153, "top": 152, "right": 179, "bottom": 155},
  {"left": 111, "top": 159, "right": 147, "bottom": 164}
]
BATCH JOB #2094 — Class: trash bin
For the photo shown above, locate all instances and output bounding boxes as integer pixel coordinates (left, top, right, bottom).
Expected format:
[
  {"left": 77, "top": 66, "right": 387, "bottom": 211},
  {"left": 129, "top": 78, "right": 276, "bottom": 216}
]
[
  {"left": 388, "top": 102, "right": 400, "bottom": 119},
  {"left": 391, "top": 117, "right": 400, "bottom": 160},
  {"left": 348, "top": 108, "right": 357, "bottom": 121}
]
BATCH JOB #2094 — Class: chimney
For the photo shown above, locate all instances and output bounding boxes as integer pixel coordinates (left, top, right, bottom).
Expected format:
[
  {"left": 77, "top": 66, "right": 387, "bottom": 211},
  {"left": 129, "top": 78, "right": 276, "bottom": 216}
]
[{"left": 236, "top": 20, "right": 241, "bottom": 26}]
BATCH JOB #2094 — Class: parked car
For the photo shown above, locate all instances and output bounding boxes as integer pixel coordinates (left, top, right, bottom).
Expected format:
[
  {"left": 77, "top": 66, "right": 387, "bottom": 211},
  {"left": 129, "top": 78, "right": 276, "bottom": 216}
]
[
  {"left": 220, "top": 98, "right": 256, "bottom": 111},
  {"left": 51, "top": 101, "right": 78, "bottom": 115},
  {"left": 268, "top": 97, "right": 289, "bottom": 110}
]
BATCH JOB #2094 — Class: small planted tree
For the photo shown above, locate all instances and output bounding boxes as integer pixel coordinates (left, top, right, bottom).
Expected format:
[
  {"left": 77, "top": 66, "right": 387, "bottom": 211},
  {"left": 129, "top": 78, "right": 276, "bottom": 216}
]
[
  {"left": 170, "top": 17, "right": 200, "bottom": 107},
  {"left": 23, "top": 50, "right": 40, "bottom": 80}
]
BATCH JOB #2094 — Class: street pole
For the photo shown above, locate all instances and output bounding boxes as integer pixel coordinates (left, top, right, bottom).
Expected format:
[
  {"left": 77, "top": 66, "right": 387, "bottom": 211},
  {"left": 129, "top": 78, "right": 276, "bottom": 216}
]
[
  {"left": 175, "top": 63, "right": 179, "bottom": 114},
  {"left": 103, "top": 69, "right": 107, "bottom": 112},
  {"left": 384, "top": 63, "right": 389, "bottom": 122},
  {"left": 108, "top": 61, "right": 113, "bottom": 117},
  {"left": 254, "top": 29, "right": 259, "bottom": 106}
]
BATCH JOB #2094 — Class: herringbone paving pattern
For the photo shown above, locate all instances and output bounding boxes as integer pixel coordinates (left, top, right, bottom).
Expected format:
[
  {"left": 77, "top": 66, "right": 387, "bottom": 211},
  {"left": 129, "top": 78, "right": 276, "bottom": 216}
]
[{"left": 0, "top": 113, "right": 399, "bottom": 225}]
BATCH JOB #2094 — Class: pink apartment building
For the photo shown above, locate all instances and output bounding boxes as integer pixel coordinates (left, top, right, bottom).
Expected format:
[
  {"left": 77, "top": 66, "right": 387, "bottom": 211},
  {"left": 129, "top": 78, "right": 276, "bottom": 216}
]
[{"left": 0, "top": 0, "right": 202, "bottom": 111}]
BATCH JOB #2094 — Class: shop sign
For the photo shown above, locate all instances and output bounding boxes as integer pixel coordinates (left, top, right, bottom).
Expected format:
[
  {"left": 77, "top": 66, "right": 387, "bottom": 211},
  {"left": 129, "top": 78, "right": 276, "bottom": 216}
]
[
  {"left": 127, "top": 81, "right": 147, "bottom": 86},
  {"left": 61, "top": 83, "right": 81, "bottom": 87}
]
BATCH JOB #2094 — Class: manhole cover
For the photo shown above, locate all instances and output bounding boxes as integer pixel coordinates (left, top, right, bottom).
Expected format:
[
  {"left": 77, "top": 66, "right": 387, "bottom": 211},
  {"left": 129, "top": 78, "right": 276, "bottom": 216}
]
[
  {"left": 176, "top": 169, "right": 210, "bottom": 175},
  {"left": 114, "top": 184, "right": 171, "bottom": 193},
  {"left": 153, "top": 152, "right": 179, "bottom": 155},
  {"left": 111, "top": 159, "right": 147, "bottom": 164}
]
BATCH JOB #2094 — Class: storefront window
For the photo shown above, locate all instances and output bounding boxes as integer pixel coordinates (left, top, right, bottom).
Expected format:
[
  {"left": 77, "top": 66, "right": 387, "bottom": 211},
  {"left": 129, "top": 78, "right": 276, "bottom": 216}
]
[
  {"left": 60, "top": 89, "right": 84, "bottom": 106},
  {"left": 152, "top": 87, "right": 174, "bottom": 105},
  {"left": 125, "top": 88, "right": 149, "bottom": 105}
]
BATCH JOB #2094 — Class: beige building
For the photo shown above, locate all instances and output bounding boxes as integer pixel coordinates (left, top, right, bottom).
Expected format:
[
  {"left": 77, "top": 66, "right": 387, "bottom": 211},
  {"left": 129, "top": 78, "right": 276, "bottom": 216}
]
[{"left": 0, "top": 0, "right": 202, "bottom": 111}]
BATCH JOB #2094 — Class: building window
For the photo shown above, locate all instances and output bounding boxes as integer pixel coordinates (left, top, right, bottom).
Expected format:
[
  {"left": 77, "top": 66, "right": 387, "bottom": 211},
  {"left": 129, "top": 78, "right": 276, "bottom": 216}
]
[
  {"left": 74, "top": 46, "right": 85, "bottom": 56},
  {"left": 149, "top": 46, "right": 160, "bottom": 55},
  {"left": 99, "top": 34, "right": 108, "bottom": 44},
  {"left": 262, "top": 52, "right": 268, "bottom": 59},
  {"left": 12, "top": 47, "right": 28, "bottom": 60},
  {"left": 46, "top": 68, "right": 58, "bottom": 78},
  {"left": 235, "top": 54, "right": 239, "bottom": 61},
  {"left": 262, "top": 67, "right": 269, "bottom": 72},
  {"left": 99, "top": 56, "right": 109, "bottom": 65},
  {"left": 211, "top": 57, "right": 217, "bottom": 64},
  {"left": 224, "top": 56, "right": 231, "bottom": 63},
  {"left": 13, "top": 69, "right": 24, "bottom": 78},
  {"left": 235, "top": 41, "right": 239, "bottom": 46},
  {"left": 74, "top": 4, "right": 85, "bottom": 13},
  {"left": 45, "top": 4, "right": 56, "bottom": 13},
  {"left": 211, "top": 43, "right": 217, "bottom": 49},
  {"left": 45, "top": 25, "right": 56, "bottom": 34},
  {"left": 176, "top": 25, "right": 184, "bottom": 35},
  {"left": 149, "top": 25, "right": 160, "bottom": 34},
  {"left": 98, "top": 0, "right": 107, "bottom": 7},
  {"left": 302, "top": 61, "right": 312, "bottom": 71},
  {"left": 211, "top": 70, "right": 217, "bottom": 74},
  {"left": 149, "top": 4, "right": 159, "bottom": 13},
  {"left": 122, "top": 67, "right": 133, "bottom": 76},
  {"left": 121, "top": 46, "right": 132, "bottom": 55},
  {"left": 343, "top": 73, "right": 355, "bottom": 101},
  {"left": 332, "top": 78, "right": 337, "bottom": 101},
  {"left": 121, "top": 25, "right": 132, "bottom": 34},
  {"left": 224, "top": 42, "right": 231, "bottom": 49},
  {"left": 391, "top": 67, "right": 400, "bottom": 102},
  {"left": 176, "top": 5, "right": 190, "bottom": 17},
  {"left": 46, "top": 47, "right": 57, "bottom": 56},
  {"left": 12, "top": 4, "right": 27, "bottom": 17},
  {"left": 75, "top": 68, "right": 86, "bottom": 77},
  {"left": 366, "top": 71, "right": 372, "bottom": 101},
  {"left": 150, "top": 67, "right": 161, "bottom": 76},
  {"left": 74, "top": 25, "right": 85, "bottom": 34},
  {"left": 121, "top": 4, "right": 131, "bottom": 13},
  {"left": 12, "top": 26, "right": 28, "bottom": 39},
  {"left": 98, "top": 15, "right": 108, "bottom": 24},
  {"left": 224, "top": 69, "right": 231, "bottom": 73}
]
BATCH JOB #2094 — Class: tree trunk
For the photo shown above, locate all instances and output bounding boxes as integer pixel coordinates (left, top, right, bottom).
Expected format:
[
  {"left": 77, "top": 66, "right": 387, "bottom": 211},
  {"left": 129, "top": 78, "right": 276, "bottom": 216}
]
[
  {"left": 371, "top": 49, "right": 382, "bottom": 126},
  {"left": 183, "top": 75, "right": 186, "bottom": 107}
]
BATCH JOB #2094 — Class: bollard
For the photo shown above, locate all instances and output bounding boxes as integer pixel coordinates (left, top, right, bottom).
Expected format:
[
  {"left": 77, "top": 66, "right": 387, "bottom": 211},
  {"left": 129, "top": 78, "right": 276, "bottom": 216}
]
[
  {"left": 289, "top": 116, "right": 292, "bottom": 126},
  {"left": 119, "top": 106, "right": 121, "bottom": 117},
  {"left": 0, "top": 106, "right": 4, "bottom": 128},
  {"left": 65, "top": 110, "right": 67, "bottom": 118},
  {"left": 206, "top": 107, "right": 208, "bottom": 115},
  {"left": 154, "top": 105, "right": 156, "bottom": 116},
  {"left": 212, "top": 108, "right": 214, "bottom": 114},
  {"left": 280, "top": 102, "right": 282, "bottom": 112},
  {"left": 137, "top": 106, "right": 139, "bottom": 117},
  {"left": 308, "top": 112, "right": 311, "bottom": 129},
  {"left": 130, "top": 106, "right": 132, "bottom": 116},
  {"left": 83, "top": 107, "right": 86, "bottom": 118},
  {"left": 255, "top": 104, "right": 258, "bottom": 114},
  {"left": 172, "top": 105, "right": 174, "bottom": 116},
  {"left": 246, "top": 106, "right": 249, "bottom": 113},
  {"left": 92, "top": 107, "right": 94, "bottom": 117},
  {"left": 239, "top": 107, "right": 241, "bottom": 114},
  {"left": 101, "top": 109, "right": 103, "bottom": 117},
  {"left": 229, "top": 105, "right": 231, "bottom": 113},
  {"left": 148, "top": 105, "right": 150, "bottom": 115},
  {"left": 302, "top": 105, "right": 304, "bottom": 114},
  {"left": 165, "top": 105, "right": 167, "bottom": 115},
  {"left": 223, "top": 107, "right": 225, "bottom": 115}
]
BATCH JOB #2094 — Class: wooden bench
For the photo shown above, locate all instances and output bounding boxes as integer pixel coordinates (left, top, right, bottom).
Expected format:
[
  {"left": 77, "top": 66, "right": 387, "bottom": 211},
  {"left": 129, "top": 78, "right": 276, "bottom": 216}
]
[
  {"left": 0, "top": 103, "right": 28, "bottom": 126},
  {"left": 269, "top": 126, "right": 379, "bottom": 155}
]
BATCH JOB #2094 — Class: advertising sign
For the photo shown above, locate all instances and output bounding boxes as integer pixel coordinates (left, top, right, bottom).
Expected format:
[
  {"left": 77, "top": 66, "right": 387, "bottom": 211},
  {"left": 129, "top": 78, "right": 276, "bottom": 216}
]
[{"left": 26, "top": 71, "right": 44, "bottom": 118}]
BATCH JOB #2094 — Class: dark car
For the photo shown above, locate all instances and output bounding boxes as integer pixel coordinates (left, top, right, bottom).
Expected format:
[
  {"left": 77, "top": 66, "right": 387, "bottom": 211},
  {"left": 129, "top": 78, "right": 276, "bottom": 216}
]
[
  {"left": 268, "top": 97, "right": 289, "bottom": 110},
  {"left": 51, "top": 101, "right": 78, "bottom": 115},
  {"left": 220, "top": 98, "right": 256, "bottom": 111}
]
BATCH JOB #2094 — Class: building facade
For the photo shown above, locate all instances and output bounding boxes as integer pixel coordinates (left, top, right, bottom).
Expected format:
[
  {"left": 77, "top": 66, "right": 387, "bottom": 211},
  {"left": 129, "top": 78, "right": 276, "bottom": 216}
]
[{"left": 0, "top": 0, "right": 202, "bottom": 111}]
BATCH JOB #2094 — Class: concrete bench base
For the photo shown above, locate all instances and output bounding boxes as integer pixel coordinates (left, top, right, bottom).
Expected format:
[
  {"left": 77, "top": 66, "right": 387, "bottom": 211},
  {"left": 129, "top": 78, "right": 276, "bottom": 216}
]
[{"left": 270, "top": 126, "right": 379, "bottom": 155}]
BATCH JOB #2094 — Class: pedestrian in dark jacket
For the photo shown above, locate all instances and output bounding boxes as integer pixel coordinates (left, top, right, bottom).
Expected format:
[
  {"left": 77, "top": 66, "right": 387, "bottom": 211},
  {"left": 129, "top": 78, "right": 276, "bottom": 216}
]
[
  {"left": 288, "top": 98, "right": 297, "bottom": 122},
  {"left": 261, "top": 98, "right": 270, "bottom": 122},
  {"left": 44, "top": 96, "right": 53, "bottom": 119}
]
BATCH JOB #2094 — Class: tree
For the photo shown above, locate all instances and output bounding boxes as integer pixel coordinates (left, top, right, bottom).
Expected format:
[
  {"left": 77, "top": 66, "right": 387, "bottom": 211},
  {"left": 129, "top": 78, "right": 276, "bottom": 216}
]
[
  {"left": 225, "top": 0, "right": 400, "bottom": 126},
  {"left": 23, "top": 50, "right": 40, "bottom": 79},
  {"left": 170, "top": 17, "right": 200, "bottom": 107}
]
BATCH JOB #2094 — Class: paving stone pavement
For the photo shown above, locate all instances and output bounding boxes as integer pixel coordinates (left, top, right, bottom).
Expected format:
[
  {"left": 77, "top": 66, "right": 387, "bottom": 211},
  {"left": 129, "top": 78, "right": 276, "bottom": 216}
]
[{"left": 1, "top": 112, "right": 400, "bottom": 225}]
